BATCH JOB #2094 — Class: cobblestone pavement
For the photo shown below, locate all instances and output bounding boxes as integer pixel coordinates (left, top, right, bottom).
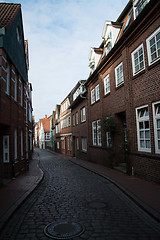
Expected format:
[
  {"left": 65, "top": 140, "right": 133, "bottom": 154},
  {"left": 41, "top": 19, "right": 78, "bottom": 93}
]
[{"left": 0, "top": 149, "right": 160, "bottom": 240}]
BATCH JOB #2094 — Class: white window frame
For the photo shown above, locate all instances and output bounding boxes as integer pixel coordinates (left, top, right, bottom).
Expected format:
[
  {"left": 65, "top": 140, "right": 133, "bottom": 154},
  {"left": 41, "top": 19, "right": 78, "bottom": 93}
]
[
  {"left": 115, "top": 62, "right": 124, "bottom": 87},
  {"left": 104, "top": 74, "right": 110, "bottom": 95},
  {"left": 57, "top": 142, "right": 60, "bottom": 149},
  {"left": 131, "top": 43, "right": 145, "bottom": 76},
  {"left": 82, "top": 137, "right": 87, "bottom": 152},
  {"left": 92, "top": 121, "right": 97, "bottom": 146},
  {"left": 76, "top": 137, "right": 79, "bottom": 150},
  {"left": 3, "top": 136, "right": 9, "bottom": 163},
  {"left": 95, "top": 84, "right": 100, "bottom": 101},
  {"left": 73, "top": 114, "right": 75, "bottom": 126},
  {"left": 136, "top": 105, "right": 151, "bottom": 153},
  {"left": 91, "top": 89, "right": 95, "bottom": 104},
  {"left": 81, "top": 107, "right": 86, "bottom": 122},
  {"left": 106, "top": 132, "right": 112, "bottom": 148},
  {"left": 97, "top": 120, "right": 102, "bottom": 146},
  {"left": 21, "top": 130, "right": 23, "bottom": 157},
  {"left": 14, "top": 129, "right": 18, "bottom": 160},
  {"left": 146, "top": 27, "right": 160, "bottom": 66},
  {"left": 6, "top": 62, "right": 10, "bottom": 95},
  {"left": 152, "top": 101, "right": 160, "bottom": 154},
  {"left": 14, "top": 73, "right": 17, "bottom": 101},
  {"left": 133, "top": 0, "right": 150, "bottom": 19},
  {"left": 76, "top": 112, "right": 78, "bottom": 125}
]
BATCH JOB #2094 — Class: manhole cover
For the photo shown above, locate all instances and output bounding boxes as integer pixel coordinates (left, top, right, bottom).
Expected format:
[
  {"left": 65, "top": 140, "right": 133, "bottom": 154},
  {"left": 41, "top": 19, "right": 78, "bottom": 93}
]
[
  {"left": 87, "top": 201, "right": 107, "bottom": 209},
  {"left": 44, "top": 221, "right": 85, "bottom": 239}
]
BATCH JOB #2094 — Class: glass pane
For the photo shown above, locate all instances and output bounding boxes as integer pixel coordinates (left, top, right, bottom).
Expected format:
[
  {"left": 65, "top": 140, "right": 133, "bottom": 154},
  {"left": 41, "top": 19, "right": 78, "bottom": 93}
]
[
  {"left": 157, "top": 130, "right": 160, "bottom": 139},
  {"left": 145, "top": 130, "right": 150, "bottom": 139},
  {"left": 140, "top": 140, "right": 145, "bottom": 148},
  {"left": 139, "top": 110, "right": 145, "bottom": 117},
  {"left": 151, "top": 45, "right": 156, "bottom": 54},
  {"left": 146, "top": 140, "right": 151, "bottom": 149},
  {"left": 134, "top": 52, "right": 138, "bottom": 59},
  {"left": 151, "top": 52, "right": 157, "bottom": 61},
  {"left": 157, "top": 41, "right": 160, "bottom": 49},
  {"left": 139, "top": 55, "right": 143, "bottom": 61},
  {"left": 140, "top": 131, "right": 144, "bottom": 139},
  {"left": 157, "top": 119, "right": 160, "bottom": 128},
  {"left": 139, "top": 122, "right": 144, "bottom": 129},
  {"left": 135, "top": 65, "right": 139, "bottom": 72},
  {"left": 150, "top": 37, "right": 155, "bottom": 46},
  {"left": 156, "top": 32, "right": 160, "bottom": 41},
  {"left": 158, "top": 140, "right": 160, "bottom": 149},
  {"left": 135, "top": 58, "right": 138, "bottom": 66},
  {"left": 5, "top": 153, "right": 8, "bottom": 161},
  {"left": 140, "top": 61, "right": 144, "bottom": 69},
  {"left": 145, "top": 121, "right": 149, "bottom": 129},
  {"left": 145, "top": 109, "right": 149, "bottom": 116}
]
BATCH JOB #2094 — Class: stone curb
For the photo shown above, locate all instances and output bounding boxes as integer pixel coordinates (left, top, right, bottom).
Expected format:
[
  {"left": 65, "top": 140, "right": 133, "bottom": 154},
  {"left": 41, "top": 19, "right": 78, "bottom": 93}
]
[
  {"left": 69, "top": 158, "right": 160, "bottom": 224},
  {"left": 0, "top": 154, "right": 44, "bottom": 231}
]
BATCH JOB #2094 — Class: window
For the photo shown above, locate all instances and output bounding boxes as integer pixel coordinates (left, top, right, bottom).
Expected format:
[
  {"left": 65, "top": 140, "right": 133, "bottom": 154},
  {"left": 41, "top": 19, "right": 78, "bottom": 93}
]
[
  {"left": 21, "top": 81, "right": 23, "bottom": 106},
  {"left": 14, "top": 129, "right": 17, "bottom": 160},
  {"left": 57, "top": 142, "right": 60, "bottom": 149},
  {"left": 21, "top": 130, "right": 23, "bottom": 157},
  {"left": 68, "top": 137, "right": 70, "bottom": 151},
  {"left": 6, "top": 62, "right": 10, "bottom": 95},
  {"left": 68, "top": 116, "right": 71, "bottom": 126},
  {"left": 91, "top": 89, "right": 95, "bottom": 104},
  {"left": 104, "top": 74, "right": 110, "bottom": 95},
  {"left": 146, "top": 27, "right": 160, "bottom": 66},
  {"left": 134, "top": 0, "right": 150, "bottom": 19},
  {"left": 46, "top": 133, "right": 50, "bottom": 140},
  {"left": 76, "top": 112, "right": 78, "bottom": 125},
  {"left": 14, "top": 73, "right": 17, "bottom": 101},
  {"left": 115, "top": 62, "right": 124, "bottom": 87},
  {"left": 95, "top": 84, "right": 100, "bottom": 101},
  {"left": 81, "top": 107, "right": 86, "bottom": 122},
  {"left": 92, "top": 121, "right": 97, "bottom": 145},
  {"left": 106, "top": 132, "right": 112, "bottom": 147},
  {"left": 97, "top": 120, "right": 102, "bottom": 146},
  {"left": 132, "top": 44, "right": 145, "bottom": 75},
  {"left": 3, "top": 136, "right": 9, "bottom": 163},
  {"left": 124, "top": 9, "right": 133, "bottom": 30},
  {"left": 82, "top": 137, "right": 87, "bottom": 152},
  {"left": 70, "top": 137, "right": 72, "bottom": 151},
  {"left": 76, "top": 137, "right": 79, "bottom": 150},
  {"left": 136, "top": 106, "right": 151, "bottom": 152},
  {"left": 152, "top": 101, "right": 160, "bottom": 154},
  {"left": 73, "top": 114, "right": 75, "bottom": 126}
]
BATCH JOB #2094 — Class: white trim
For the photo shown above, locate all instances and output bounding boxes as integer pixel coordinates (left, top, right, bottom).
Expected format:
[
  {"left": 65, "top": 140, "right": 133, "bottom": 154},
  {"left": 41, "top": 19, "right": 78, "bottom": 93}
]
[
  {"left": 82, "top": 137, "right": 87, "bottom": 152},
  {"left": 146, "top": 27, "right": 160, "bottom": 66},
  {"left": 104, "top": 74, "right": 110, "bottom": 95},
  {"left": 91, "top": 88, "right": 95, "bottom": 104},
  {"left": 92, "top": 121, "right": 97, "bottom": 146},
  {"left": 95, "top": 84, "right": 100, "bottom": 101},
  {"left": 131, "top": 43, "right": 145, "bottom": 76},
  {"left": 136, "top": 105, "right": 151, "bottom": 153},
  {"left": 115, "top": 62, "right": 124, "bottom": 87},
  {"left": 152, "top": 101, "right": 160, "bottom": 154}
]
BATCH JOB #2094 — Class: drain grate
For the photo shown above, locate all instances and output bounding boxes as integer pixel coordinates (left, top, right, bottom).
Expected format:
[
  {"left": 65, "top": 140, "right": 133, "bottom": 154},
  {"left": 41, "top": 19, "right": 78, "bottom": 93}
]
[
  {"left": 44, "top": 221, "right": 85, "bottom": 239},
  {"left": 87, "top": 201, "right": 107, "bottom": 209}
]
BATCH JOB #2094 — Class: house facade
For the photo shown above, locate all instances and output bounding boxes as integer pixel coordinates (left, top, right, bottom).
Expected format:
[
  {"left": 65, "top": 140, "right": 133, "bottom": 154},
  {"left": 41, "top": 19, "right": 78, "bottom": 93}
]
[
  {"left": 70, "top": 80, "right": 89, "bottom": 161},
  {"left": 0, "top": 3, "right": 32, "bottom": 180},
  {"left": 60, "top": 95, "right": 72, "bottom": 156},
  {"left": 86, "top": 0, "right": 160, "bottom": 183}
]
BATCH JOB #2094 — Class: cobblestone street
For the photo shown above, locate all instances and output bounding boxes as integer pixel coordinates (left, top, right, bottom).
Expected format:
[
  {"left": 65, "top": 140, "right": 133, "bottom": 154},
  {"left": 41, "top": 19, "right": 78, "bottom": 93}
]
[{"left": 0, "top": 149, "right": 160, "bottom": 240}]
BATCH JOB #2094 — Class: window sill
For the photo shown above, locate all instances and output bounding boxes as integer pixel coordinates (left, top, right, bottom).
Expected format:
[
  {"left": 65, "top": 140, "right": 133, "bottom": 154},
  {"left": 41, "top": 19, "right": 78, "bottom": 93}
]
[
  {"left": 115, "top": 82, "right": 124, "bottom": 90},
  {"left": 104, "top": 92, "right": 110, "bottom": 98},
  {"left": 132, "top": 69, "right": 145, "bottom": 80},
  {"left": 148, "top": 58, "right": 160, "bottom": 70}
]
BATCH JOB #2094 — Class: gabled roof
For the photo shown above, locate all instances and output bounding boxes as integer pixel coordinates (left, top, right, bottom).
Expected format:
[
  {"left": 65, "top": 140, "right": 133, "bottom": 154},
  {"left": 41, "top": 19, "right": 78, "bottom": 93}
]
[
  {"left": 0, "top": 3, "right": 20, "bottom": 29},
  {"left": 39, "top": 118, "right": 50, "bottom": 133}
]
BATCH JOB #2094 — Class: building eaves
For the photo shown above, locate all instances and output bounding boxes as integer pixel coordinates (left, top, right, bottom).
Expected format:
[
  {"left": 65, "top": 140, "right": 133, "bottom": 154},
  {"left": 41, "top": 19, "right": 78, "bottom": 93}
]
[
  {"left": 0, "top": 3, "right": 21, "bottom": 30},
  {"left": 85, "top": 0, "right": 158, "bottom": 87}
]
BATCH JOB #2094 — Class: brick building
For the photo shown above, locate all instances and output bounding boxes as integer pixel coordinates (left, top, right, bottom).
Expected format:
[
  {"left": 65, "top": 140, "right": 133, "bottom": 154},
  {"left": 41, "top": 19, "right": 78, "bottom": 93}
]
[
  {"left": 85, "top": 0, "right": 160, "bottom": 183},
  {"left": 60, "top": 94, "right": 72, "bottom": 156},
  {"left": 70, "top": 80, "right": 89, "bottom": 161},
  {"left": 0, "top": 3, "right": 32, "bottom": 180}
]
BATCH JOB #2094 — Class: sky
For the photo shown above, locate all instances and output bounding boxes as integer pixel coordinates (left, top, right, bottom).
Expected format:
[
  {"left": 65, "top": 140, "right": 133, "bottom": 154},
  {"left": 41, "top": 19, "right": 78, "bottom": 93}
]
[{"left": 1, "top": 0, "right": 128, "bottom": 121}]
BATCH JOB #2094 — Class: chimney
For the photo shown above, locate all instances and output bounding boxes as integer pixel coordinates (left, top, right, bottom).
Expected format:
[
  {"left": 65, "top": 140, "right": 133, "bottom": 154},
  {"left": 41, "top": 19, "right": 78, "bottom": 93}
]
[{"left": 45, "top": 115, "right": 47, "bottom": 119}]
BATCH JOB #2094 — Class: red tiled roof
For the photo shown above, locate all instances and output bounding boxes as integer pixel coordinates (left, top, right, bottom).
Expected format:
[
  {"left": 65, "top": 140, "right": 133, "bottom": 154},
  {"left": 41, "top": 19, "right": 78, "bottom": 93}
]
[
  {"left": 0, "top": 3, "right": 21, "bottom": 29},
  {"left": 39, "top": 118, "right": 50, "bottom": 133}
]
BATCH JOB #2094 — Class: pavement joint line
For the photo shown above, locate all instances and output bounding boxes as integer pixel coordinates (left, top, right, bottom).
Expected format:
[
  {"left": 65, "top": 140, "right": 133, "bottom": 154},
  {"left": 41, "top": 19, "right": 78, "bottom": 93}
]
[{"left": 0, "top": 154, "right": 44, "bottom": 232}]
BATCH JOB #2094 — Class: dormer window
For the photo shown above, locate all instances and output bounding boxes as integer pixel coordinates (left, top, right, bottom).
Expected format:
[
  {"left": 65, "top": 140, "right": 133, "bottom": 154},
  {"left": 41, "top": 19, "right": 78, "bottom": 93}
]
[
  {"left": 124, "top": 9, "right": 133, "bottom": 30},
  {"left": 16, "top": 26, "right": 21, "bottom": 43},
  {"left": 133, "top": 0, "right": 150, "bottom": 19}
]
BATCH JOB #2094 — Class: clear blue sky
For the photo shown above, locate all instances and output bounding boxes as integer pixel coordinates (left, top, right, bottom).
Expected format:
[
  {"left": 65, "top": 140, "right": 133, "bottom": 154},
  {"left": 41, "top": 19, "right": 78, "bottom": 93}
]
[{"left": 0, "top": 0, "right": 128, "bottom": 121}]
